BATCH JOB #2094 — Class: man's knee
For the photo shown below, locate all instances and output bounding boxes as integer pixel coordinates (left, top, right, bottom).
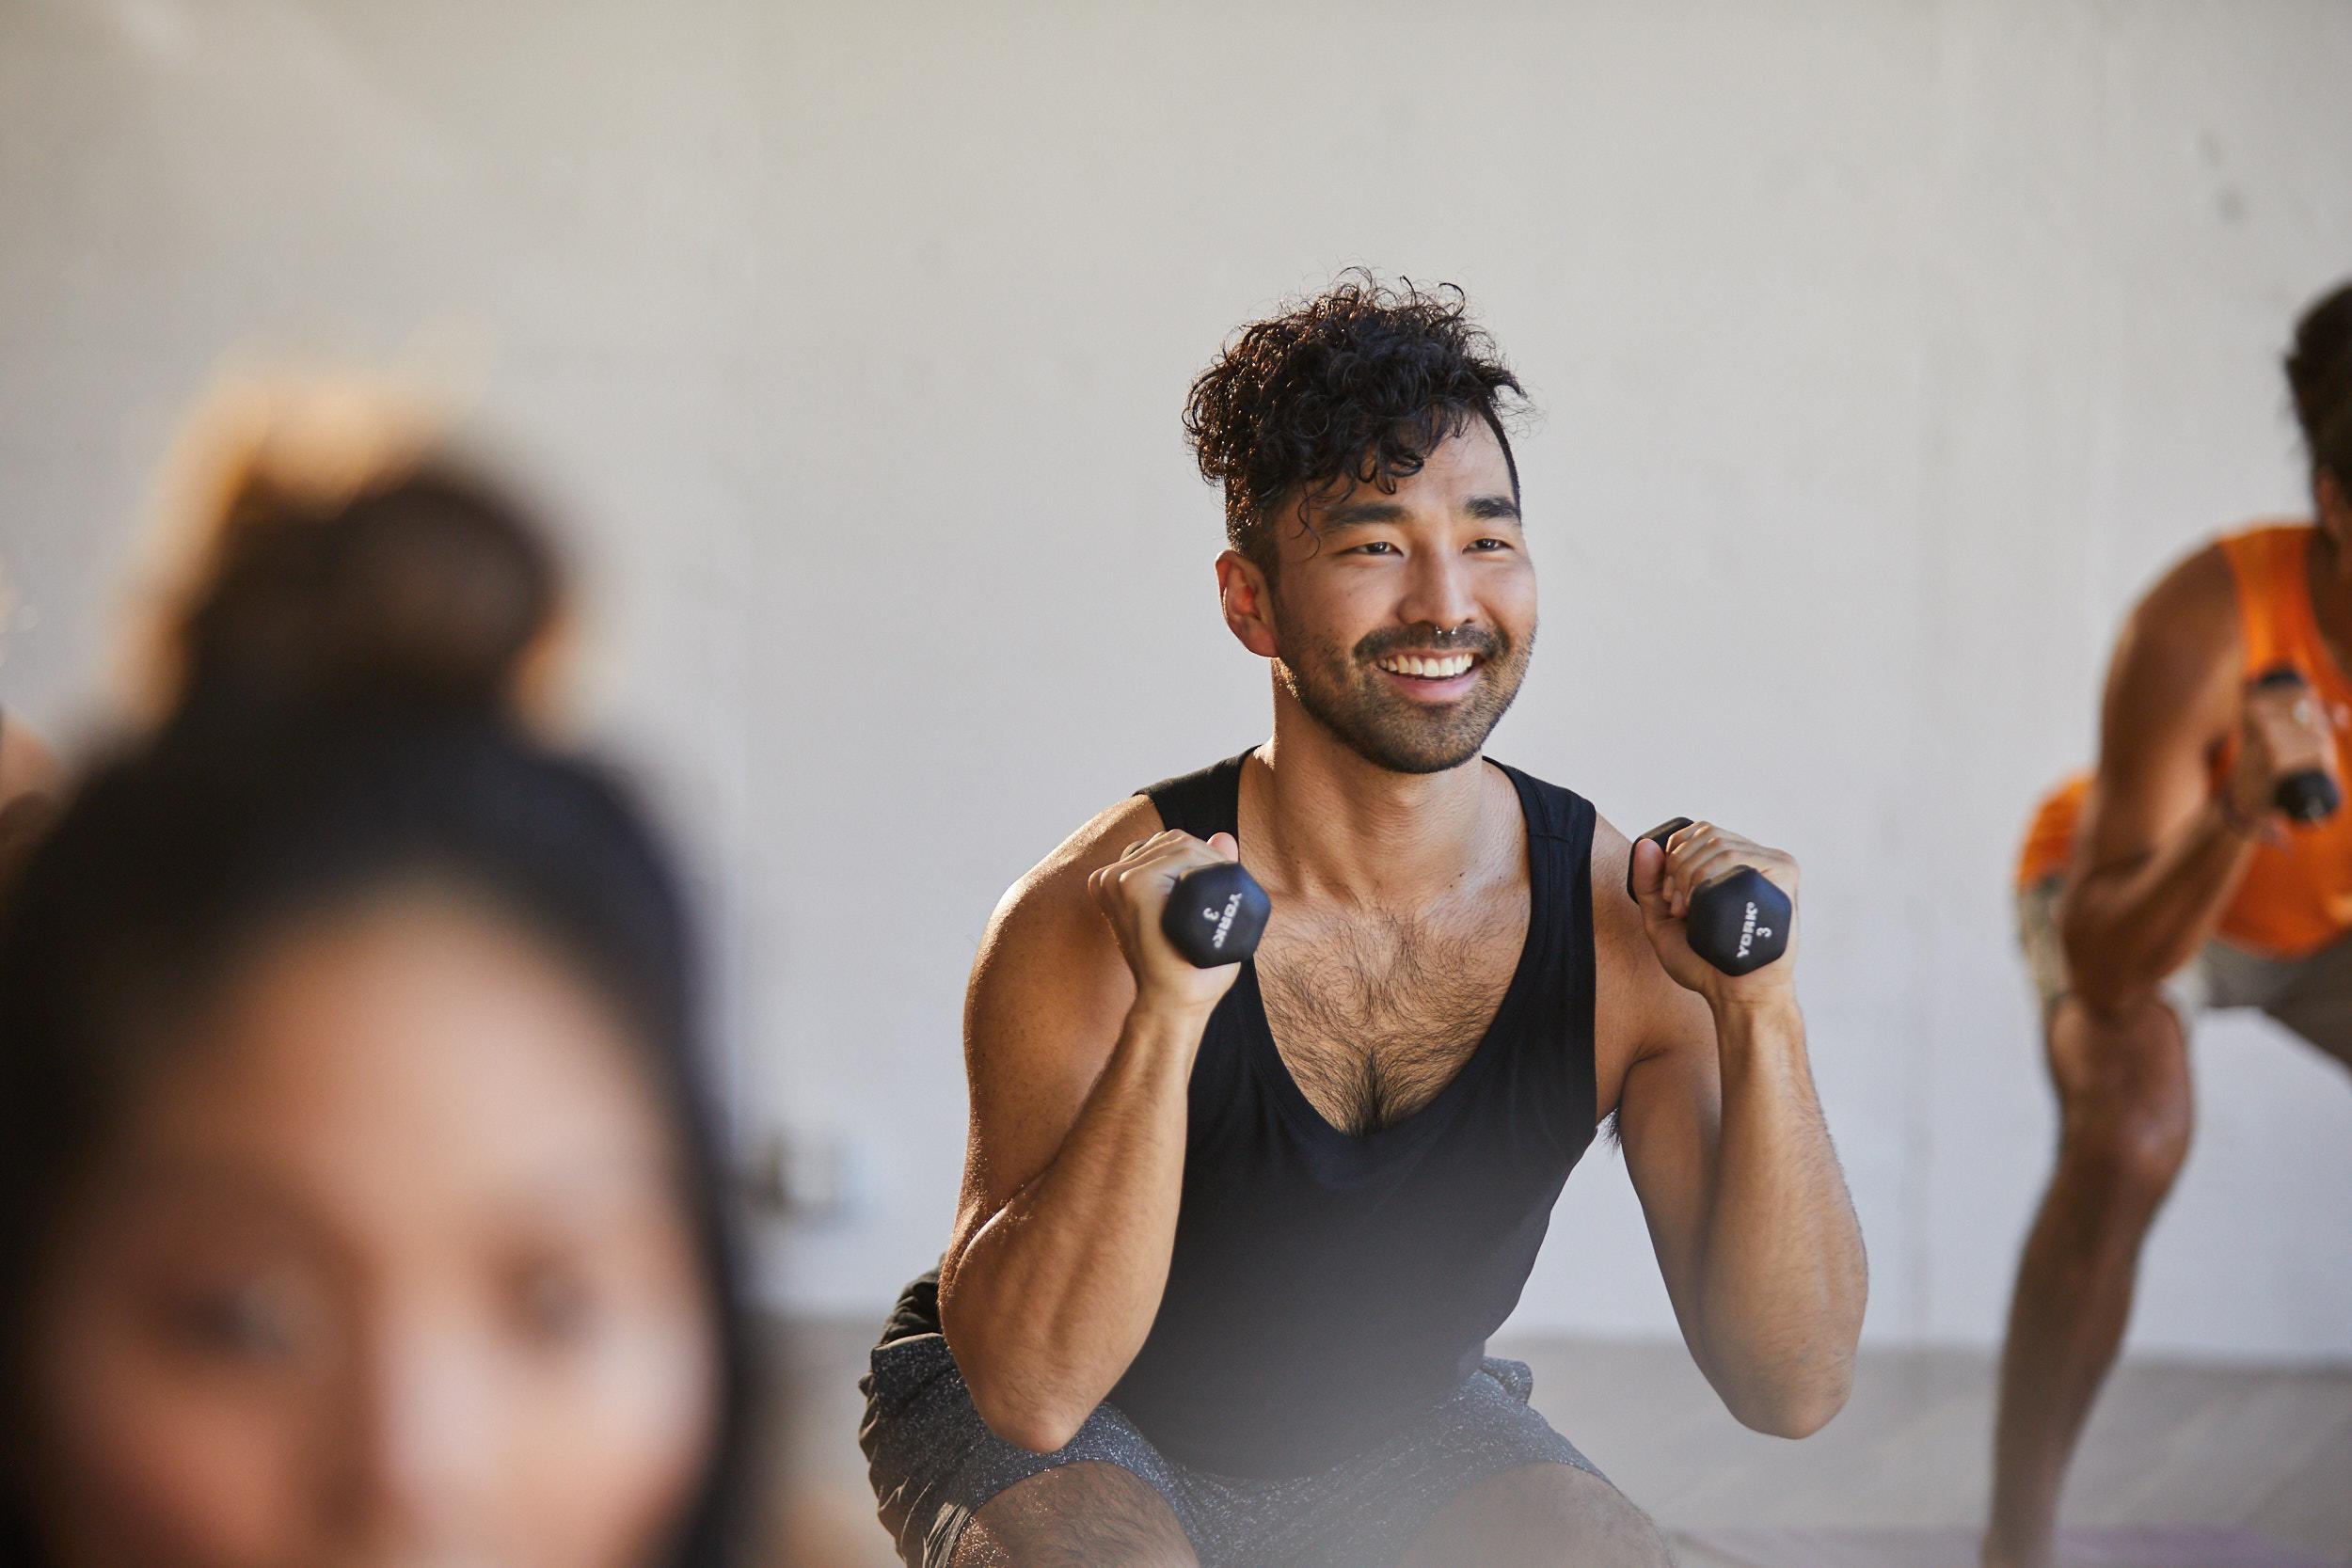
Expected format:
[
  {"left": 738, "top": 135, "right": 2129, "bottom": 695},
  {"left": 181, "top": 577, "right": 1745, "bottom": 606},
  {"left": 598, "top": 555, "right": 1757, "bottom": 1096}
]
[
  {"left": 1405, "top": 1462, "right": 1675, "bottom": 1568},
  {"left": 951, "top": 1461, "right": 1196, "bottom": 1568},
  {"left": 2048, "top": 998, "right": 2194, "bottom": 1214},
  {"left": 2063, "top": 1090, "right": 2192, "bottom": 1213}
]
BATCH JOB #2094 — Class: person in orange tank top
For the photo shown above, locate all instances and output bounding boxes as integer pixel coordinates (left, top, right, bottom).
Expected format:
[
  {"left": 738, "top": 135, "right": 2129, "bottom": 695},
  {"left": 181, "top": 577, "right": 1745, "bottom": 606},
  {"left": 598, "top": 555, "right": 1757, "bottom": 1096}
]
[{"left": 1985, "top": 279, "right": 2352, "bottom": 1568}]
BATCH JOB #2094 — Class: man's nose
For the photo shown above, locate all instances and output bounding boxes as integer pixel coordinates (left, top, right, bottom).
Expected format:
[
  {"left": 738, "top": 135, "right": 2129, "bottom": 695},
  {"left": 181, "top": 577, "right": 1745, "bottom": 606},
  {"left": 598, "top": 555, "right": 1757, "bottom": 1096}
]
[{"left": 1396, "top": 549, "right": 1479, "bottom": 632}]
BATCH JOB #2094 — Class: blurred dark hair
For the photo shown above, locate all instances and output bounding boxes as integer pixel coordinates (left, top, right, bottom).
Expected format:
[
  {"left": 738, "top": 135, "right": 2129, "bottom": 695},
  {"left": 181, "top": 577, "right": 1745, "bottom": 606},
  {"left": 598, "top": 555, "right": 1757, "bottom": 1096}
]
[
  {"left": 155, "top": 457, "right": 564, "bottom": 723},
  {"left": 0, "top": 451, "right": 747, "bottom": 1565},
  {"left": 2288, "top": 277, "right": 2352, "bottom": 489},
  {"left": 1184, "top": 271, "right": 1526, "bottom": 574}
]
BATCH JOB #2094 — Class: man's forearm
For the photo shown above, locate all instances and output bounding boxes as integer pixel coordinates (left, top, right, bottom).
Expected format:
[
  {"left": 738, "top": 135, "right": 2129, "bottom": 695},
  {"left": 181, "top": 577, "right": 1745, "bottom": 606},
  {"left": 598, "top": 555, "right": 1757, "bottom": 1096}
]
[
  {"left": 2062, "top": 798, "right": 2257, "bottom": 1011},
  {"left": 1695, "top": 996, "right": 1867, "bottom": 1437},
  {"left": 940, "top": 1001, "right": 1202, "bottom": 1449}
]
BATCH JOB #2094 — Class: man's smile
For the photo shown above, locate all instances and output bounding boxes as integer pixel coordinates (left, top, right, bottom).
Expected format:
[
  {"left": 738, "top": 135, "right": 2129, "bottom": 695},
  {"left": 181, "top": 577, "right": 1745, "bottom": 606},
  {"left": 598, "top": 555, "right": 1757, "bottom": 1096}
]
[{"left": 1371, "top": 649, "right": 1486, "bottom": 701}]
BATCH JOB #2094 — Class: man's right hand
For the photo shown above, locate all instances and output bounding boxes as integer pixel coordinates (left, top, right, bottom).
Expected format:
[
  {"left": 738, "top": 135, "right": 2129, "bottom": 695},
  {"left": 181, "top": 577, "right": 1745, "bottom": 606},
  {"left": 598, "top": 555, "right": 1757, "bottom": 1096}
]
[
  {"left": 1087, "top": 829, "right": 1250, "bottom": 1016},
  {"left": 2223, "top": 672, "right": 2338, "bottom": 831}
]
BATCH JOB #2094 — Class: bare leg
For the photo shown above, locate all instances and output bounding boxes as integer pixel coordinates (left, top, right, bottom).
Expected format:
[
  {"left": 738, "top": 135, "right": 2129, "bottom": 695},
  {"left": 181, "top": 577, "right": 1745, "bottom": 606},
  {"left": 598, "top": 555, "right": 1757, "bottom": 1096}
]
[
  {"left": 948, "top": 1461, "right": 1197, "bottom": 1568},
  {"left": 1983, "top": 996, "right": 2193, "bottom": 1568},
  {"left": 1402, "top": 1462, "right": 1674, "bottom": 1568}
]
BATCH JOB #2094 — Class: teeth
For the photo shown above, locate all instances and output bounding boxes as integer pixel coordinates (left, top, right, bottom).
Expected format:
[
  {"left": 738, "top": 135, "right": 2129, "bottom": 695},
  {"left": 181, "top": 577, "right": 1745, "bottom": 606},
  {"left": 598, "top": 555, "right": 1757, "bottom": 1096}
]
[{"left": 1380, "top": 653, "right": 1475, "bottom": 678}]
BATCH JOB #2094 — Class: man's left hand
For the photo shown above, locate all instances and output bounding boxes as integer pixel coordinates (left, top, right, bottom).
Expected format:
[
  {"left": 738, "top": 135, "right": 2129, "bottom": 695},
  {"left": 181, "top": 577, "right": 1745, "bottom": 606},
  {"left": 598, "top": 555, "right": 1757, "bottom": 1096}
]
[{"left": 1629, "top": 821, "right": 1801, "bottom": 1013}]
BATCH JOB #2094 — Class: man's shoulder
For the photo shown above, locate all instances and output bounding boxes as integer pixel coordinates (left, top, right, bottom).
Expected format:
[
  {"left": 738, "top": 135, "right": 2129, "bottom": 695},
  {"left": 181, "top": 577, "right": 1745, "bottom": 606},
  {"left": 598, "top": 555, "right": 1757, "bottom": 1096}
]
[
  {"left": 1484, "top": 756, "right": 1598, "bottom": 846},
  {"left": 994, "top": 790, "right": 1164, "bottom": 931},
  {"left": 2134, "top": 534, "right": 2242, "bottom": 633},
  {"left": 2110, "top": 541, "right": 2243, "bottom": 717},
  {"left": 1135, "top": 748, "right": 1254, "bottom": 842},
  {"left": 1480, "top": 759, "right": 1646, "bottom": 961},
  {"left": 967, "top": 789, "right": 1156, "bottom": 1030},
  {"left": 989, "top": 748, "right": 1253, "bottom": 935},
  {"left": 978, "top": 747, "right": 1258, "bottom": 983}
]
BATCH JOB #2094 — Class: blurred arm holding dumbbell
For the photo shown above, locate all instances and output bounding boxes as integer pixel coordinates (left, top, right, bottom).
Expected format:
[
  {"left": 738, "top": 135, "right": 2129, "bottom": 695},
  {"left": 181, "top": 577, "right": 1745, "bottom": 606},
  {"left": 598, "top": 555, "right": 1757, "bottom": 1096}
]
[{"left": 2059, "top": 541, "right": 2341, "bottom": 1018}]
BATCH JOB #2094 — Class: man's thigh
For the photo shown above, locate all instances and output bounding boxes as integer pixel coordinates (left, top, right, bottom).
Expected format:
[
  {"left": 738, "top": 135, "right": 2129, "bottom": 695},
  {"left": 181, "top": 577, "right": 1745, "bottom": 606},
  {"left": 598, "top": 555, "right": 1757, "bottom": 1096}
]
[
  {"left": 953, "top": 1462, "right": 1198, "bottom": 1568},
  {"left": 1399, "top": 1462, "right": 1675, "bottom": 1568},
  {"left": 861, "top": 1320, "right": 1192, "bottom": 1568},
  {"left": 1242, "top": 1358, "right": 1610, "bottom": 1568},
  {"left": 2016, "top": 874, "right": 2212, "bottom": 1035}
]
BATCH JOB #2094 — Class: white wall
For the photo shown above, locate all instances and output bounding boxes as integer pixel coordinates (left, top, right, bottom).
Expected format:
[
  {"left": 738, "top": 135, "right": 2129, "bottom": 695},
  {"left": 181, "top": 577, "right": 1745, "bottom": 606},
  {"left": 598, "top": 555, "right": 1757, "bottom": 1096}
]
[{"left": 3, "top": 0, "right": 2348, "bottom": 1356}]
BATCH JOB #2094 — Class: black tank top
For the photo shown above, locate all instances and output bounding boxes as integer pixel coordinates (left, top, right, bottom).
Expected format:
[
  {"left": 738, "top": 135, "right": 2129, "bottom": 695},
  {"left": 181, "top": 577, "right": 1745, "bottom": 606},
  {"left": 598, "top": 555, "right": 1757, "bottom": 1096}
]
[{"left": 1105, "top": 751, "right": 1599, "bottom": 1478}]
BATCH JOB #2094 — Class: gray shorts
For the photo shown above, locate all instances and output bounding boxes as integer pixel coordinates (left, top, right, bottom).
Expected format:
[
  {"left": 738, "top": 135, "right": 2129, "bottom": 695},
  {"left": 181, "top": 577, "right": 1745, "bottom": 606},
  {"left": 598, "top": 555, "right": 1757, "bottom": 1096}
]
[
  {"left": 2017, "top": 874, "right": 2352, "bottom": 1060},
  {"left": 857, "top": 1288, "right": 1605, "bottom": 1568}
]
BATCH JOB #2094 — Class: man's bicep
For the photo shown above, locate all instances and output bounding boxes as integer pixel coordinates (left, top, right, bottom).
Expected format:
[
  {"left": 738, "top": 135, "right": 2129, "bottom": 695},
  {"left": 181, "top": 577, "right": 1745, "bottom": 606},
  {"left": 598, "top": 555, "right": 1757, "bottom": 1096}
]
[
  {"left": 1591, "top": 813, "right": 1720, "bottom": 1336},
  {"left": 949, "top": 800, "right": 1157, "bottom": 1256},
  {"left": 2079, "top": 549, "right": 2240, "bottom": 872},
  {"left": 1616, "top": 992, "right": 1723, "bottom": 1347}
]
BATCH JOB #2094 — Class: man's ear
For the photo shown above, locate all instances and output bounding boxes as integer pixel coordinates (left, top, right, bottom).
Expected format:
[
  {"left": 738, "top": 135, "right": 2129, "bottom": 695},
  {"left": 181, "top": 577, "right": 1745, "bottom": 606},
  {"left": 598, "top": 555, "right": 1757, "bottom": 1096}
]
[{"left": 1216, "top": 548, "right": 1280, "bottom": 659}]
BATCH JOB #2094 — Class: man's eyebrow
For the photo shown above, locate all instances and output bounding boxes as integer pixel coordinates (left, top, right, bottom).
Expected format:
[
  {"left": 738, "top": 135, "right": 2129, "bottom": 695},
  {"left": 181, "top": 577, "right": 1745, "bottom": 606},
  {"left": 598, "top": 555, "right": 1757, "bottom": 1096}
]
[
  {"left": 1313, "top": 494, "right": 1521, "bottom": 531},
  {"left": 1316, "top": 499, "right": 1411, "bottom": 530}
]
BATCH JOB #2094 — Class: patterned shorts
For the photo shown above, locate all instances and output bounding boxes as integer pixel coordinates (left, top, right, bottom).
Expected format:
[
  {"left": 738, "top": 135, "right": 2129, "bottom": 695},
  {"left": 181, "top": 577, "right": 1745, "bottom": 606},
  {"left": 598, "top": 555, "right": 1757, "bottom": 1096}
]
[{"left": 857, "top": 1278, "right": 1611, "bottom": 1568}]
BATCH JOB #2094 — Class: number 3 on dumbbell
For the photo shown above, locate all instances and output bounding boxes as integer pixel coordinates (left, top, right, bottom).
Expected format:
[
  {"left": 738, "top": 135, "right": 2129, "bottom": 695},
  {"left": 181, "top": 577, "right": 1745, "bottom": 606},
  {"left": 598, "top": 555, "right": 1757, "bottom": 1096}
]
[
  {"left": 1163, "top": 861, "right": 1273, "bottom": 968},
  {"left": 1625, "top": 817, "right": 1792, "bottom": 976}
]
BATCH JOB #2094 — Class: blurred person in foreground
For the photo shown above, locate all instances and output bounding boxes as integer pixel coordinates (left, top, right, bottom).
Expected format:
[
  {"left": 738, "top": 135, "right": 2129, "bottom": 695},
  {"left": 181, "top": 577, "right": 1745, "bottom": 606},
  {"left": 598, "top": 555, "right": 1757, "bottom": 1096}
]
[
  {"left": 0, "top": 562, "right": 64, "bottom": 886},
  {"left": 0, "top": 393, "right": 753, "bottom": 1568},
  {"left": 0, "top": 707, "right": 62, "bottom": 889},
  {"left": 1990, "top": 278, "right": 2352, "bottom": 1568},
  {"left": 0, "top": 712, "right": 60, "bottom": 813},
  {"left": 121, "top": 373, "right": 573, "bottom": 732}
]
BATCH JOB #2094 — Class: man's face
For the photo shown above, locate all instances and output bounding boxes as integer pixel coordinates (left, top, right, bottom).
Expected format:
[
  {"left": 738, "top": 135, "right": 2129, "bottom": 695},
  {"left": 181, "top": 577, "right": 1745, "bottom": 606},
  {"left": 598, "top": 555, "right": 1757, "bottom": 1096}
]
[{"left": 1258, "top": 420, "right": 1536, "bottom": 774}]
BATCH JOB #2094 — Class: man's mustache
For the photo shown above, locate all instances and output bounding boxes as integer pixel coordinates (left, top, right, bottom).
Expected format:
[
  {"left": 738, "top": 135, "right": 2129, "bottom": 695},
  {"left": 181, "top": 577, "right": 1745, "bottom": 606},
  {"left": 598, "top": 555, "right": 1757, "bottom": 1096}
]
[{"left": 1352, "top": 626, "right": 1507, "bottom": 662}]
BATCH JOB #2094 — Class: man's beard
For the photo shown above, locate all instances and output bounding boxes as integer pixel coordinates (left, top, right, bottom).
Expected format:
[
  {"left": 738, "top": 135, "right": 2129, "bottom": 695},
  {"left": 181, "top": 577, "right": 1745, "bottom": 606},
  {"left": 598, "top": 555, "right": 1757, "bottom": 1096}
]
[{"left": 1274, "top": 618, "right": 1534, "bottom": 775}]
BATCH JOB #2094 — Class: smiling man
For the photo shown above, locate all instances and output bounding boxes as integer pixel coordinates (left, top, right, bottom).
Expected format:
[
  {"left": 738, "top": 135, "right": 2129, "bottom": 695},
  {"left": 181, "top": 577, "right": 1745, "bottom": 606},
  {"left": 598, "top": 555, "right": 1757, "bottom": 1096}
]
[{"left": 857, "top": 277, "right": 1867, "bottom": 1568}]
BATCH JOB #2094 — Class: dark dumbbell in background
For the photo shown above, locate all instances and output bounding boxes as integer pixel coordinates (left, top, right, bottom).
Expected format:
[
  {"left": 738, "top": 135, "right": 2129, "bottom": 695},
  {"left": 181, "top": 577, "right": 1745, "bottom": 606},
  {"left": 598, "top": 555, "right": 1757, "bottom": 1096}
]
[
  {"left": 1625, "top": 817, "right": 1791, "bottom": 976},
  {"left": 2250, "top": 665, "right": 2341, "bottom": 824},
  {"left": 1164, "top": 859, "right": 1273, "bottom": 967}
]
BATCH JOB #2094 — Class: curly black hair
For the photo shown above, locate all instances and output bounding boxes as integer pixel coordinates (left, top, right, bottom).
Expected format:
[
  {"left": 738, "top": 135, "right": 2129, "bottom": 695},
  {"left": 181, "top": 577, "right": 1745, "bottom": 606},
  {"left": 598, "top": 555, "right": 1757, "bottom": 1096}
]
[
  {"left": 1184, "top": 272, "right": 1526, "bottom": 572},
  {"left": 2288, "top": 277, "right": 2352, "bottom": 486}
]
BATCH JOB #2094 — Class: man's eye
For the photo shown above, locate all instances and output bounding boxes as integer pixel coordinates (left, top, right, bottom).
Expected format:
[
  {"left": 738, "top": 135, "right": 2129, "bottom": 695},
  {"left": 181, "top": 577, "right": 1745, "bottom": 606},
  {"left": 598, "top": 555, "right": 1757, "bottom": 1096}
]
[
  {"left": 1353, "top": 542, "right": 1399, "bottom": 556},
  {"left": 1470, "top": 538, "right": 1512, "bottom": 552}
]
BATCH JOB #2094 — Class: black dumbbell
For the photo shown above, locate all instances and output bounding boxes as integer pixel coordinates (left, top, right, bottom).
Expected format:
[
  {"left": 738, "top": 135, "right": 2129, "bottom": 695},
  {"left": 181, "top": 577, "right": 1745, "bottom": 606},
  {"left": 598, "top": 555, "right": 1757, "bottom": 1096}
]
[
  {"left": 1163, "top": 860, "right": 1272, "bottom": 967},
  {"left": 1624, "top": 817, "right": 1791, "bottom": 975},
  {"left": 2249, "top": 666, "right": 2341, "bottom": 824}
]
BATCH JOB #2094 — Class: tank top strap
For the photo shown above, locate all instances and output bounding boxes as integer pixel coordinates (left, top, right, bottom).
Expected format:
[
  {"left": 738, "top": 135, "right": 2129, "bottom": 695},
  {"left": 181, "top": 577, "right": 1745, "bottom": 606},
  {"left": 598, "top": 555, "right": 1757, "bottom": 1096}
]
[
  {"left": 2217, "top": 525, "right": 2320, "bottom": 680},
  {"left": 1138, "top": 751, "right": 1251, "bottom": 840},
  {"left": 1493, "top": 760, "right": 1597, "bottom": 923},
  {"left": 1488, "top": 760, "right": 1600, "bottom": 1151}
]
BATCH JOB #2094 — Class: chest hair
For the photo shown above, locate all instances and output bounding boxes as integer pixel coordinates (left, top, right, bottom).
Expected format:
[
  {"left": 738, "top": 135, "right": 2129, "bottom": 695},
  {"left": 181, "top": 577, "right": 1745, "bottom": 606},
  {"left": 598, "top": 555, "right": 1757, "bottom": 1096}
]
[{"left": 1254, "top": 895, "right": 1526, "bottom": 1136}]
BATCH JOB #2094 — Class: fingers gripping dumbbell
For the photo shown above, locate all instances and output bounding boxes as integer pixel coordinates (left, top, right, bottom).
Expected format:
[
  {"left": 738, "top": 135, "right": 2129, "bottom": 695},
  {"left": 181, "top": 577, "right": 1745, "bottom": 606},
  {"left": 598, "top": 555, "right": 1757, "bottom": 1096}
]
[
  {"left": 2251, "top": 665, "right": 2341, "bottom": 823},
  {"left": 1162, "top": 861, "right": 1272, "bottom": 967},
  {"left": 1625, "top": 817, "right": 1791, "bottom": 975}
]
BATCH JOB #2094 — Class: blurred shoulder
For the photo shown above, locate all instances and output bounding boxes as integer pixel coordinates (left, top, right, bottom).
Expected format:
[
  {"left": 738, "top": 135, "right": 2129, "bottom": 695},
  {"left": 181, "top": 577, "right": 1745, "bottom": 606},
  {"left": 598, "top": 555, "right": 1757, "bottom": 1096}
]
[
  {"left": 0, "top": 710, "right": 62, "bottom": 805},
  {"left": 2108, "top": 541, "right": 2241, "bottom": 713}
]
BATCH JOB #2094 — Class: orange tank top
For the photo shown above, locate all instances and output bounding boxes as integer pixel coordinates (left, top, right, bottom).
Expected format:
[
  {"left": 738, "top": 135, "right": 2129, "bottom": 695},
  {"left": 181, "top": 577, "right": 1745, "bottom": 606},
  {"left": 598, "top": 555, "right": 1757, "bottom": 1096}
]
[{"left": 2016, "top": 525, "right": 2352, "bottom": 958}]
